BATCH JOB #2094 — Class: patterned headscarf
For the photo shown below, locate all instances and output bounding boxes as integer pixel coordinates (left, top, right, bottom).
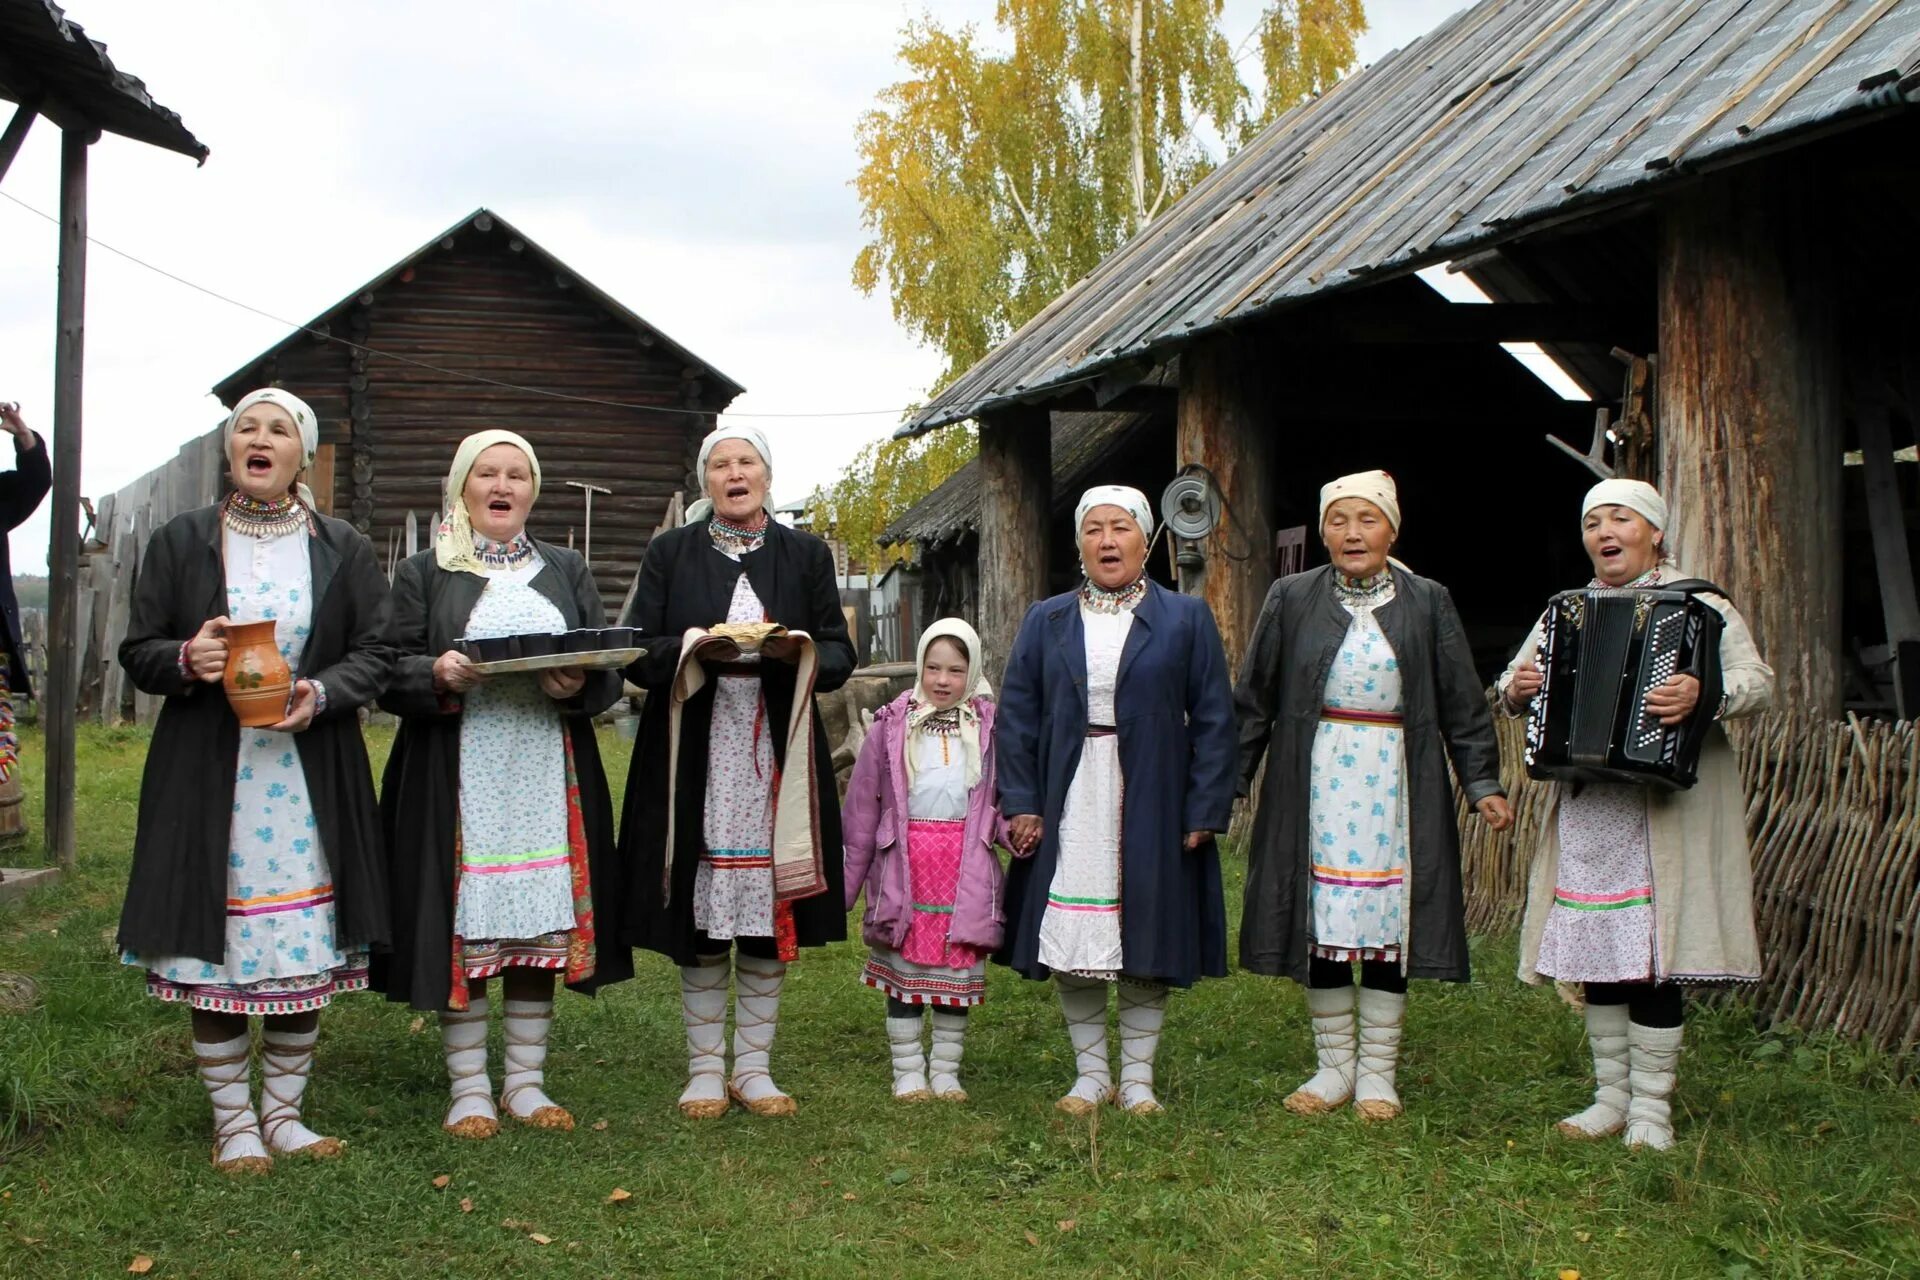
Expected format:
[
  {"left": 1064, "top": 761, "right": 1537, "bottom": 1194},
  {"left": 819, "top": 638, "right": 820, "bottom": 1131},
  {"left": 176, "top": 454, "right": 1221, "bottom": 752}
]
[
  {"left": 1319, "top": 469, "right": 1401, "bottom": 532},
  {"left": 434, "top": 429, "right": 543, "bottom": 573},
  {"left": 685, "top": 424, "right": 775, "bottom": 522},
  {"left": 1074, "top": 484, "right": 1154, "bottom": 538},
  {"left": 906, "top": 616, "right": 991, "bottom": 789},
  {"left": 224, "top": 388, "right": 319, "bottom": 507}
]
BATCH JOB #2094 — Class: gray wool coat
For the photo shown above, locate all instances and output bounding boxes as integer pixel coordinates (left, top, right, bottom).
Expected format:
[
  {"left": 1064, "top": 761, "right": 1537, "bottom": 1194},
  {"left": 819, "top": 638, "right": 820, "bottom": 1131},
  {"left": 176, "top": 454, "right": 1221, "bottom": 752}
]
[{"left": 1234, "top": 566, "right": 1504, "bottom": 983}]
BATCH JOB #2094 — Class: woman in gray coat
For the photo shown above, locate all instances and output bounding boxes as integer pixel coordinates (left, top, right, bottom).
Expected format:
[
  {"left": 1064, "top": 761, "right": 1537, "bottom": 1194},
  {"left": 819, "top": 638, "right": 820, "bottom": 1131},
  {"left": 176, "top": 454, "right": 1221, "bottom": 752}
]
[{"left": 1236, "top": 471, "right": 1510, "bottom": 1122}]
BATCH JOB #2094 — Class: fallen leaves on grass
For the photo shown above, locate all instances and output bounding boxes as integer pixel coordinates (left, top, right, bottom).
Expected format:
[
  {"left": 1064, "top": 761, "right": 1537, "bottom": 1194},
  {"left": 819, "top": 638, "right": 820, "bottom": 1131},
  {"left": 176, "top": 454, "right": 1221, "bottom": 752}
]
[
  {"left": 1057, "top": 1219, "right": 1077, "bottom": 1232},
  {"left": 407, "top": 1017, "right": 424, "bottom": 1035},
  {"left": 842, "top": 1192, "right": 858, "bottom": 1202},
  {"left": 607, "top": 1188, "right": 632, "bottom": 1205},
  {"left": 592, "top": 1119, "right": 610, "bottom": 1131},
  {"left": 529, "top": 1234, "right": 552, "bottom": 1246},
  {"left": 1024, "top": 1230, "right": 1041, "bottom": 1247},
  {"left": 459, "top": 1198, "right": 473, "bottom": 1214},
  {"left": 431, "top": 1175, "right": 451, "bottom": 1190},
  {"left": 127, "top": 1258, "right": 154, "bottom": 1275}
]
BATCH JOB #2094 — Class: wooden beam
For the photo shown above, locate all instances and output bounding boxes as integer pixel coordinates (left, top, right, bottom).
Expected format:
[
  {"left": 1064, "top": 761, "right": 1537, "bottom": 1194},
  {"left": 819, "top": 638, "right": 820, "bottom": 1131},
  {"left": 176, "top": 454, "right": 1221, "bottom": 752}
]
[
  {"left": 1176, "top": 332, "right": 1275, "bottom": 676},
  {"left": 1658, "top": 164, "right": 1843, "bottom": 717},
  {"left": 1270, "top": 302, "right": 1645, "bottom": 346},
  {"left": 45, "top": 129, "right": 88, "bottom": 870},
  {"left": 1859, "top": 406, "right": 1920, "bottom": 718},
  {"left": 0, "top": 100, "right": 37, "bottom": 186},
  {"left": 975, "top": 406, "right": 1050, "bottom": 688}
]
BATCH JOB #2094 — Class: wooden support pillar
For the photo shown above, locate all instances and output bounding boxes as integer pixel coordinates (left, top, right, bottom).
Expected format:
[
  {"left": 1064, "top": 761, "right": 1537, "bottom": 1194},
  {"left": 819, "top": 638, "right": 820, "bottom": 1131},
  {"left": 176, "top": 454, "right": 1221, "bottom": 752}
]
[
  {"left": 975, "top": 406, "right": 1050, "bottom": 686},
  {"left": 0, "top": 100, "right": 37, "bottom": 186},
  {"left": 1176, "top": 331, "right": 1276, "bottom": 676},
  {"left": 1858, "top": 406, "right": 1920, "bottom": 718},
  {"left": 46, "top": 129, "right": 89, "bottom": 870},
  {"left": 1658, "top": 167, "right": 1842, "bottom": 718}
]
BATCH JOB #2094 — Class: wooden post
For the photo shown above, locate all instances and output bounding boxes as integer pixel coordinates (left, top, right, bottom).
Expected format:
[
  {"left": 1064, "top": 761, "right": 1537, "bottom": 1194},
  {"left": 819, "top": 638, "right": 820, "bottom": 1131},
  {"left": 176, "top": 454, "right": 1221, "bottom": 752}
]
[
  {"left": 45, "top": 129, "right": 89, "bottom": 870},
  {"left": 1177, "top": 332, "right": 1276, "bottom": 676},
  {"left": 1658, "top": 166, "right": 1842, "bottom": 718},
  {"left": 975, "top": 406, "right": 1050, "bottom": 686}
]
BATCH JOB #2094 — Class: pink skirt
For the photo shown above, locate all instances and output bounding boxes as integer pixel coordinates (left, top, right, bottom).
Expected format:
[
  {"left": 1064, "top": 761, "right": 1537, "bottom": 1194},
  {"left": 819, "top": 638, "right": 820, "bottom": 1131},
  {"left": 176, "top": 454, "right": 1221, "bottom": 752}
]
[{"left": 898, "top": 819, "right": 983, "bottom": 969}]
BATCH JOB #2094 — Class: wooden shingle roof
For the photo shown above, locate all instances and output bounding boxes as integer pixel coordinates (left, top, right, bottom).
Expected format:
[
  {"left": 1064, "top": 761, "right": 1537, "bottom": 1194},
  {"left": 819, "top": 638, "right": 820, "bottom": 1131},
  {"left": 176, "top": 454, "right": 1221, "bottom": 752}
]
[{"left": 905, "top": 0, "right": 1920, "bottom": 433}]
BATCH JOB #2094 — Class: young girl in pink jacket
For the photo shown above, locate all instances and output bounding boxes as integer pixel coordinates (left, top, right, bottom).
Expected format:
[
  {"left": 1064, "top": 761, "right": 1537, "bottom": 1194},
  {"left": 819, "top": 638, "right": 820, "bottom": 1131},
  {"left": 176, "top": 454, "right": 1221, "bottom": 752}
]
[{"left": 843, "top": 618, "right": 1011, "bottom": 1102}]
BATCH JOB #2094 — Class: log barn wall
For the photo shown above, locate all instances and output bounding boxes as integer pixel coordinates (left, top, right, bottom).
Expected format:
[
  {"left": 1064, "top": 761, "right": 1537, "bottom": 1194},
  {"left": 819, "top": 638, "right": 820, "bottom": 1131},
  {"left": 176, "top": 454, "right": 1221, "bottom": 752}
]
[{"left": 212, "top": 208, "right": 742, "bottom": 610}]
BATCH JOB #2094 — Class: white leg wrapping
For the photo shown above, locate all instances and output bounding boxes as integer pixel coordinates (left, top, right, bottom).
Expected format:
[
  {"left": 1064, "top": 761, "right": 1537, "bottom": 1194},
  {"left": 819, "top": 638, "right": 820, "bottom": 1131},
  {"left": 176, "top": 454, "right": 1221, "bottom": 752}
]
[
  {"left": 440, "top": 996, "right": 498, "bottom": 1138},
  {"left": 1623, "top": 1022, "right": 1683, "bottom": 1151},
  {"left": 729, "top": 954, "right": 796, "bottom": 1115},
  {"left": 501, "top": 998, "right": 573, "bottom": 1130},
  {"left": 887, "top": 1014, "right": 932, "bottom": 1102},
  {"left": 1353, "top": 987, "right": 1406, "bottom": 1121},
  {"left": 1285, "top": 985, "right": 1357, "bottom": 1115},
  {"left": 1054, "top": 974, "right": 1112, "bottom": 1115},
  {"left": 678, "top": 958, "right": 731, "bottom": 1118},
  {"left": 1116, "top": 982, "right": 1168, "bottom": 1114},
  {"left": 260, "top": 1026, "right": 341, "bottom": 1157},
  {"left": 196, "top": 1031, "right": 271, "bottom": 1173},
  {"left": 928, "top": 1011, "right": 969, "bottom": 1102},
  {"left": 1557, "top": 1002, "right": 1631, "bottom": 1139}
]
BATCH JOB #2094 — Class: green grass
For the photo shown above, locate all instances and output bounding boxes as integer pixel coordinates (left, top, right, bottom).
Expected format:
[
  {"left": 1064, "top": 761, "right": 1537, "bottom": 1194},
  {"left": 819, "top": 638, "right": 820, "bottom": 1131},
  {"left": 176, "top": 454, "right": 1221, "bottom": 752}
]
[{"left": 2, "top": 724, "right": 1917, "bottom": 1279}]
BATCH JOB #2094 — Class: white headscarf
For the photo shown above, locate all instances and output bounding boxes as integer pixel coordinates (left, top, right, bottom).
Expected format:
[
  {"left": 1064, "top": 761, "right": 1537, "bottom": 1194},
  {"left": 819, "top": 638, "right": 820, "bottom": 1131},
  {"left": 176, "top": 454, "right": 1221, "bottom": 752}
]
[
  {"left": 225, "top": 388, "right": 320, "bottom": 507},
  {"left": 907, "top": 616, "right": 991, "bottom": 789},
  {"left": 1582, "top": 478, "right": 1667, "bottom": 531},
  {"left": 1074, "top": 485, "right": 1154, "bottom": 538},
  {"left": 685, "top": 424, "right": 775, "bottom": 523},
  {"left": 1319, "top": 469, "right": 1401, "bottom": 532},
  {"left": 434, "top": 429, "right": 543, "bottom": 573}
]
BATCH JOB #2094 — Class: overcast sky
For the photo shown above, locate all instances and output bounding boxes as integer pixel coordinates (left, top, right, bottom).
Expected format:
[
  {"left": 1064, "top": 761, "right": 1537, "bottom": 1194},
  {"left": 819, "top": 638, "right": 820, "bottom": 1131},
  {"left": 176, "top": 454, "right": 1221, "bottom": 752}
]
[{"left": 0, "top": 0, "right": 1465, "bottom": 574}]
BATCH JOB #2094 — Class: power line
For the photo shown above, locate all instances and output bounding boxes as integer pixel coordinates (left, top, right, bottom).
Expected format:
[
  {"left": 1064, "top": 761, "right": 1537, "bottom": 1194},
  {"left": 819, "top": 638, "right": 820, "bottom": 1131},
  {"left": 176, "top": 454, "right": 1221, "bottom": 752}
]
[{"left": 0, "top": 190, "right": 924, "bottom": 421}]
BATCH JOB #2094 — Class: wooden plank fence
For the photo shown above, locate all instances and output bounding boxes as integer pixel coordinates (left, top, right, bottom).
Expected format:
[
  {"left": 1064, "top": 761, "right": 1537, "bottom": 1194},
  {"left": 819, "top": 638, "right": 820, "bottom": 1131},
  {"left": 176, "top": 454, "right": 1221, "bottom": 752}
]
[{"left": 1454, "top": 710, "right": 1920, "bottom": 1060}]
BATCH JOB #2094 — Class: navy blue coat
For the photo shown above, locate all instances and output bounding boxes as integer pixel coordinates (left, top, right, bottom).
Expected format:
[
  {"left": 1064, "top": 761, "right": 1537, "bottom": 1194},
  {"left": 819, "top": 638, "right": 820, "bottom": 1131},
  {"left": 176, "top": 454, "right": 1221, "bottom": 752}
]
[{"left": 995, "top": 581, "right": 1238, "bottom": 988}]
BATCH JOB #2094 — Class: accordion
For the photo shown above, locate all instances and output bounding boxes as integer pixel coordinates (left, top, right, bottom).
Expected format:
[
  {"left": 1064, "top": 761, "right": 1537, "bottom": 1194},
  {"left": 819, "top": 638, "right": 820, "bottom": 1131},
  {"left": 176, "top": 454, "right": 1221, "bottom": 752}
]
[{"left": 1523, "top": 584, "right": 1726, "bottom": 790}]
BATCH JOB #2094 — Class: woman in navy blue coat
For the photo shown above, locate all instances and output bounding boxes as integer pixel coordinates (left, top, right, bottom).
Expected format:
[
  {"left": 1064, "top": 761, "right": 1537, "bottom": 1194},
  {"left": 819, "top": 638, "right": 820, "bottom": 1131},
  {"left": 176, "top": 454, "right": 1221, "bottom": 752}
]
[{"left": 997, "top": 485, "right": 1237, "bottom": 1116}]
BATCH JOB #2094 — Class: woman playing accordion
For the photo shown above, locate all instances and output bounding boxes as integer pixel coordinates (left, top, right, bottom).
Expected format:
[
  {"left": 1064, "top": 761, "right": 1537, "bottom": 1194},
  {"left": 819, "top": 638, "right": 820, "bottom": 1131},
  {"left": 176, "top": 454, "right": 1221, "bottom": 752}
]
[{"left": 1499, "top": 478, "right": 1773, "bottom": 1151}]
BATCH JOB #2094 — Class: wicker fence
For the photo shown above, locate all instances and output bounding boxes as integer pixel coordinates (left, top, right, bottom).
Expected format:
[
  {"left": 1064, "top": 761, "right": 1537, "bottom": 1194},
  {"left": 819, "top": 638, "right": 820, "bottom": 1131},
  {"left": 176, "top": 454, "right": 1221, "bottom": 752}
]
[{"left": 1454, "top": 711, "right": 1920, "bottom": 1059}]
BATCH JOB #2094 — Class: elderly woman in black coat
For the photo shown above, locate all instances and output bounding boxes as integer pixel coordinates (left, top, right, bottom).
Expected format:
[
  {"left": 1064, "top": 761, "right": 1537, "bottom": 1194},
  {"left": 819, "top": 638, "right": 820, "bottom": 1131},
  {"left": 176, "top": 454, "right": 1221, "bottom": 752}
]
[
  {"left": 619, "top": 425, "right": 855, "bottom": 1119},
  {"left": 374, "top": 429, "right": 628, "bottom": 1140},
  {"left": 1236, "top": 471, "right": 1510, "bottom": 1122},
  {"left": 118, "top": 389, "right": 393, "bottom": 1174}
]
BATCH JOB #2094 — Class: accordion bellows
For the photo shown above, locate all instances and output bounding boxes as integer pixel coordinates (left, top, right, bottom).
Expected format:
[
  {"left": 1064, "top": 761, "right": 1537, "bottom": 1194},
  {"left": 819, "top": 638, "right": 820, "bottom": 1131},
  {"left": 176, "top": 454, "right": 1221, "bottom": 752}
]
[{"left": 1524, "top": 587, "right": 1725, "bottom": 790}]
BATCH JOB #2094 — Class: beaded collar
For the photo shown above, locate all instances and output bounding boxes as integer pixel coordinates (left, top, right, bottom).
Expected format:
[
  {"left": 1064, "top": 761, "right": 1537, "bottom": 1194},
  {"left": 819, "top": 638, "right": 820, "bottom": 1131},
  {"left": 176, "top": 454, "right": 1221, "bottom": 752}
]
[
  {"left": 1590, "top": 564, "right": 1665, "bottom": 590},
  {"left": 473, "top": 531, "right": 537, "bottom": 570},
  {"left": 222, "top": 490, "right": 311, "bottom": 540},
  {"left": 916, "top": 708, "right": 963, "bottom": 736},
  {"left": 1333, "top": 567, "right": 1394, "bottom": 608},
  {"left": 1081, "top": 575, "right": 1148, "bottom": 614},
  {"left": 709, "top": 513, "right": 768, "bottom": 557}
]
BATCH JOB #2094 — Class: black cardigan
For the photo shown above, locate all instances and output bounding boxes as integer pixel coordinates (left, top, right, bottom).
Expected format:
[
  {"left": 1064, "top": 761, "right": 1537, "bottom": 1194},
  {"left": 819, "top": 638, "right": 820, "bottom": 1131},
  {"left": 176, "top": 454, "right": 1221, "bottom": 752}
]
[{"left": 370, "top": 543, "right": 631, "bottom": 1011}]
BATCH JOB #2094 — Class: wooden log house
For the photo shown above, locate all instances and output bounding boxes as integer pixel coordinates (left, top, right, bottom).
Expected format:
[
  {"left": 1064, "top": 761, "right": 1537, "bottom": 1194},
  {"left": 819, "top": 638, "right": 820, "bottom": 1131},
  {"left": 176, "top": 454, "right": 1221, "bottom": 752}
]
[
  {"left": 209, "top": 207, "right": 744, "bottom": 609},
  {"left": 898, "top": 0, "right": 1920, "bottom": 721}
]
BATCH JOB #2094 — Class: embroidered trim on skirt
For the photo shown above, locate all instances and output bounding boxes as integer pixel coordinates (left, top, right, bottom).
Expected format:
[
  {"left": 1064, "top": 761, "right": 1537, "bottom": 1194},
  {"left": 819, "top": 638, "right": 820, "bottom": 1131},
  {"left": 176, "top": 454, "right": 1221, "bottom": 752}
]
[
  {"left": 862, "top": 953, "right": 987, "bottom": 1007},
  {"left": 145, "top": 955, "right": 369, "bottom": 1015}
]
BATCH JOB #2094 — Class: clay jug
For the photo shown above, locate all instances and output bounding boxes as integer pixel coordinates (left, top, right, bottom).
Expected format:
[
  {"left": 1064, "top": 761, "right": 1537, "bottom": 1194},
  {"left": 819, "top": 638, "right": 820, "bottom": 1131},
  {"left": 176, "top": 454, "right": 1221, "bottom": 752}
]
[{"left": 223, "top": 620, "right": 293, "bottom": 728}]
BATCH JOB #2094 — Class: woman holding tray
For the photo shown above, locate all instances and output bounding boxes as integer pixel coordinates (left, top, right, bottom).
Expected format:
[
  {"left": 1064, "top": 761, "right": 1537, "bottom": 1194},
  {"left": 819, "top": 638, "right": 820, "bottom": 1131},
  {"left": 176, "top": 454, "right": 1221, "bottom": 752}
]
[
  {"left": 618, "top": 424, "right": 856, "bottom": 1119},
  {"left": 373, "top": 429, "right": 629, "bottom": 1139},
  {"left": 117, "top": 388, "right": 393, "bottom": 1173}
]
